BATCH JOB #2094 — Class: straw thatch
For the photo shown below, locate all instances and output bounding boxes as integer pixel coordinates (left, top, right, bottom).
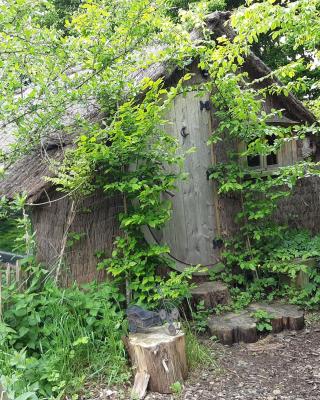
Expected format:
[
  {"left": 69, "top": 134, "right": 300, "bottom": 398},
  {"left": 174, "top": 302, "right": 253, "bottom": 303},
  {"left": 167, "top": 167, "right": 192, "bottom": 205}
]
[
  {"left": 0, "top": 11, "right": 316, "bottom": 204},
  {"left": 0, "top": 11, "right": 317, "bottom": 285}
]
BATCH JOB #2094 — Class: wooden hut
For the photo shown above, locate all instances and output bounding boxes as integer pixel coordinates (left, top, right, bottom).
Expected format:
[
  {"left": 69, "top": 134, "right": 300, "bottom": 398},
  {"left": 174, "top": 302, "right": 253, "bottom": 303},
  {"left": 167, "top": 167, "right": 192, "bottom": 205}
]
[{"left": 0, "top": 12, "right": 318, "bottom": 284}]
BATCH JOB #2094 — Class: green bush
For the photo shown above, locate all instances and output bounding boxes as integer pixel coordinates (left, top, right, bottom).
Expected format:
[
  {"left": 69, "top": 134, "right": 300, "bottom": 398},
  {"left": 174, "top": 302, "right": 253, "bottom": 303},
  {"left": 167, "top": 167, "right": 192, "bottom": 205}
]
[
  {"left": 0, "top": 217, "right": 25, "bottom": 253},
  {"left": 0, "top": 279, "right": 130, "bottom": 399}
]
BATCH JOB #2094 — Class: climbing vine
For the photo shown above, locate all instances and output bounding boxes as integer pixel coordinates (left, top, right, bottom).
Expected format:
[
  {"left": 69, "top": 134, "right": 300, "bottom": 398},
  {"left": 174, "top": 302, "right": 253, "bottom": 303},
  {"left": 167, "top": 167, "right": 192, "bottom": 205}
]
[{"left": 1, "top": 0, "right": 320, "bottom": 307}]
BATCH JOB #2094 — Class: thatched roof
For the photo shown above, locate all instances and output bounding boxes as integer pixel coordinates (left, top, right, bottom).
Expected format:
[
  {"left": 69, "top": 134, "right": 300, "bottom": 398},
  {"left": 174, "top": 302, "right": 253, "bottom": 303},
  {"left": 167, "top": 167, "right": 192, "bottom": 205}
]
[
  {"left": 0, "top": 11, "right": 316, "bottom": 203},
  {"left": 0, "top": 132, "right": 15, "bottom": 153}
]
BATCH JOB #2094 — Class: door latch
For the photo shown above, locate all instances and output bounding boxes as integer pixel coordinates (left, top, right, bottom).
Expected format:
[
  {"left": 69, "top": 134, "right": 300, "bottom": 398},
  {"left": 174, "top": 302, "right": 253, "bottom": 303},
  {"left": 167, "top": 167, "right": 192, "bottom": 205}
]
[{"left": 180, "top": 126, "right": 189, "bottom": 138}]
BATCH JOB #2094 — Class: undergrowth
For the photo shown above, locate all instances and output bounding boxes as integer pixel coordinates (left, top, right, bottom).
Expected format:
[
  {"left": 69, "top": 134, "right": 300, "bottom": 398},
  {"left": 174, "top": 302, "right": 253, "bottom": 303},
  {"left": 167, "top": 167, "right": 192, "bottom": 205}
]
[
  {"left": 0, "top": 217, "right": 25, "bottom": 253},
  {"left": 210, "top": 229, "right": 320, "bottom": 313},
  {"left": 0, "top": 273, "right": 130, "bottom": 399},
  {"left": 184, "top": 324, "right": 213, "bottom": 370}
]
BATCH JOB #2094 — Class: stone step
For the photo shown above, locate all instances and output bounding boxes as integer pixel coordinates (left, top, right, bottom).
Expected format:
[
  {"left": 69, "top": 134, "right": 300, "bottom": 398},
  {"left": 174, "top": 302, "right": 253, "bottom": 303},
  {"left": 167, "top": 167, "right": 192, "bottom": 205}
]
[
  {"left": 208, "top": 302, "right": 304, "bottom": 345},
  {"left": 190, "top": 281, "right": 230, "bottom": 310}
]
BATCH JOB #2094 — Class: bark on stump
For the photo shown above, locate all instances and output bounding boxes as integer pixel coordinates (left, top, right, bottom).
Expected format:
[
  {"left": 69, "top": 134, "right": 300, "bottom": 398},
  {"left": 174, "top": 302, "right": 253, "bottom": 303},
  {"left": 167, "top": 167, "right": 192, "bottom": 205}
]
[
  {"left": 191, "top": 281, "right": 230, "bottom": 309},
  {"left": 208, "top": 302, "right": 304, "bottom": 345},
  {"left": 125, "top": 325, "right": 188, "bottom": 394},
  {"left": 208, "top": 310, "right": 257, "bottom": 345}
]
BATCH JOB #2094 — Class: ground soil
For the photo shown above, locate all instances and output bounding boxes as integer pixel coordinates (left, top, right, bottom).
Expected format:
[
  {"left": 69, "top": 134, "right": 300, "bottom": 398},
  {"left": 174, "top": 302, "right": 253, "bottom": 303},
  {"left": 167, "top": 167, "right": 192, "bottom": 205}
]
[{"left": 87, "top": 314, "right": 320, "bottom": 400}]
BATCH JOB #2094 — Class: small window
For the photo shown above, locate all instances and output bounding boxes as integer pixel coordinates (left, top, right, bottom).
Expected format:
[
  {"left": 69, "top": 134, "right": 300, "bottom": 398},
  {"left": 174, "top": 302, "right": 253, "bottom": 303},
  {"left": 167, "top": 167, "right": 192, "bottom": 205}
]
[
  {"left": 247, "top": 135, "right": 278, "bottom": 170},
  {"left": 266, "top": 135, "right": 278, "bottom": 166},
  {"left": 247, "top": 154, "right": 261, "bottom": 168}
]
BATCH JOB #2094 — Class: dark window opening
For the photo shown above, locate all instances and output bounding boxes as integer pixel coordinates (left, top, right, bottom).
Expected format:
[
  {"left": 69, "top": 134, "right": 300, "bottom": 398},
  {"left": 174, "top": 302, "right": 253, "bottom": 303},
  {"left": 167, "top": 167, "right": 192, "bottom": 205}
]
[
  {"left": 266, "top": 152, "right": 277, "bottom": 165},
  {"left": 266, "top": 135, "right": 278, "bottom": 166},
  {"left": 247, "top": 154, "right": 261, "bottom": 167}
]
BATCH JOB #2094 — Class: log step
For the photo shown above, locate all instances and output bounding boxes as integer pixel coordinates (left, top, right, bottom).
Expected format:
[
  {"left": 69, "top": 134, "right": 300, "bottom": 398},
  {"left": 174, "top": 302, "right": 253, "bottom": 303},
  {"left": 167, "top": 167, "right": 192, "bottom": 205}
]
[
  {"left": 247, "top": 303, "right": 305, "bottom": 332},
  {"left": 208, "top": 303, "right": 304, "bottom": 345},
  {"left": 208, "top": 310, "right": 257, "bottom": 345},
  {"left": 190, "top": 281, "right": 230, "bottom": 310}
]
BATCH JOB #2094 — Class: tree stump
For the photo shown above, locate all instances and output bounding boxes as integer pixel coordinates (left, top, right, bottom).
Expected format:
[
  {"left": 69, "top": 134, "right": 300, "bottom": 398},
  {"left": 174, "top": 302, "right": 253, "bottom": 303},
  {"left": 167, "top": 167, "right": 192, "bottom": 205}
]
[
  {"left": 208, "top": 302, "right": 304, "bottom": 345},
  {"left": 247, "top": 303, "right": 305, "bottom": 332},
  {"left": 208, "top": 310, "right": 257, "bottom": 345},
  {"left": 191, "top": 281, "right": 230, "bottom": 310},
  {"left": 125, "top": 325, "right": 188, "bottom": 394}
]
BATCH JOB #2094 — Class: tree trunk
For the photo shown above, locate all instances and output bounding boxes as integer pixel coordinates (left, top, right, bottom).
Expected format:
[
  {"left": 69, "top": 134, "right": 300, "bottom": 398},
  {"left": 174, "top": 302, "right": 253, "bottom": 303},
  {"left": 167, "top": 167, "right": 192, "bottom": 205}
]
[{"left": 125, "top": 325, "right": 188, "bottom": 394}]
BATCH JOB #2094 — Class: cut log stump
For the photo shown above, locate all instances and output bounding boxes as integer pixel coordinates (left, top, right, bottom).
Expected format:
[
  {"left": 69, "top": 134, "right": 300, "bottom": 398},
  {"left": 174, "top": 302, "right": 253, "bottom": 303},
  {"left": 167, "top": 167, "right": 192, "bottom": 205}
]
[
  {"left": 247, "top": 303, "right": 305, "bottom": 332},
  {"left": 208, "top": 310, "right": 257, "bottom": 345},
  {"left": 191, "top": 281, "right": 230, "bottom": 309},
  {"left": 208, "top": 302, "right": 304, "bottom": 345},
  {"left": 125, "top": 325, "right": 187, "bottom": 394}
]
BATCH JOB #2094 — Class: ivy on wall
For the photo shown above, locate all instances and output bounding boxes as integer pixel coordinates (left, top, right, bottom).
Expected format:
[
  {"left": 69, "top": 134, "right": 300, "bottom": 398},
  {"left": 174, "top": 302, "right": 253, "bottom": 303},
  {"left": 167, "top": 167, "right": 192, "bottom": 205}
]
[{"left": 1, "top": 0, "right": 320, "bottom": 306}]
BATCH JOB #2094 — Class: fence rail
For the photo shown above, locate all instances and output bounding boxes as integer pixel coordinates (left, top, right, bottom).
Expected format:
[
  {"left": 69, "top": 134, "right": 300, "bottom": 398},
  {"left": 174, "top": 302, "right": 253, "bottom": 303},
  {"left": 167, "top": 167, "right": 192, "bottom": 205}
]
[{"left": 0, "top": 250, "right": 25, "bottom": 264}]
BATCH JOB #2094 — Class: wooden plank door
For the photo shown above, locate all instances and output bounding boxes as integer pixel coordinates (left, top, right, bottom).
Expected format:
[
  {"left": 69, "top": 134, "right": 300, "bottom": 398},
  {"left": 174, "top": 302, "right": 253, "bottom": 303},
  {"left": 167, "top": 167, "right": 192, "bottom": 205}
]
[{"left": 158, "top": 91, "right": 219, "bottom": 268}]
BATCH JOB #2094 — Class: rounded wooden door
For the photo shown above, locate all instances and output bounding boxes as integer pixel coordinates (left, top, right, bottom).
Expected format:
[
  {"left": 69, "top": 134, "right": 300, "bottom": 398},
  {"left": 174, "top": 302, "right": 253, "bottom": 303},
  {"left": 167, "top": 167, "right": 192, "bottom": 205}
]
[{"left": 143, "top": 91, "right": 220, "bottom": 271}]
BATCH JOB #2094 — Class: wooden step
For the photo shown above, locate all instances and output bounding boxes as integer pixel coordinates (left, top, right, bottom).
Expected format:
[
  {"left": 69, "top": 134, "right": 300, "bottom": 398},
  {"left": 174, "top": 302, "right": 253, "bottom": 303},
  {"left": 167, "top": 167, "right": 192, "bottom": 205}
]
[
  {"left": 208, "top": 303, "right": 304, "bottom": 345},
  {"left": 190, "top": 281, "right": 230, "bottom": 310},
  {"left": 208, "top": 310, "right": 257, "bottom": 345},
  {"left": 247, "top": 303, "right": 305, "bottom": 332}
]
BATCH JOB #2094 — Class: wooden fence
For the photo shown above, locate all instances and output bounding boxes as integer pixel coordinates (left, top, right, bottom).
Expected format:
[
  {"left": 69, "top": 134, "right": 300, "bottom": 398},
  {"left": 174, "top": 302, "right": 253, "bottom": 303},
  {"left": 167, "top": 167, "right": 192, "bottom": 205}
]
[
  {"left": 0, "top": 261, "right": 23, "bottom": 318},
  {"left": 0, "top": 261, "right": 23, "bottom": 400}
]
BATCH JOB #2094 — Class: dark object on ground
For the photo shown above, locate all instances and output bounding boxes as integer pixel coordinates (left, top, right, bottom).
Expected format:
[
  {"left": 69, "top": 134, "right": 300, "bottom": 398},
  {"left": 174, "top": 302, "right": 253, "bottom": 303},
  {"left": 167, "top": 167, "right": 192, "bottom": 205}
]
[{"left": 127, "top": 305, "right": 162, "bottom": 334}]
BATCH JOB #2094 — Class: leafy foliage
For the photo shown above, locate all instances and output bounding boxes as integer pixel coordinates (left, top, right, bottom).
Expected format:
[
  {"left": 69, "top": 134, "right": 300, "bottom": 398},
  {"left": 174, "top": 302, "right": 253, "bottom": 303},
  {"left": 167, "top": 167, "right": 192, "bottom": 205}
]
[
  {"left": 0, "top": 277, "right": 129, "bottom": 399},
  {"left": 1, "top": 0, "right": 320, "bottom": 396},
  {"left": 0, "top": 217, "right": 24, "bottom": 253},
  {"left": 210, "top": 229, "right": 320, "bottom": 312},
  {"left": 250, "top": 309, "right": 273, "bottom": 332},
  {"left": 190, "top": 300, "right": 213, "bottom": 333}
]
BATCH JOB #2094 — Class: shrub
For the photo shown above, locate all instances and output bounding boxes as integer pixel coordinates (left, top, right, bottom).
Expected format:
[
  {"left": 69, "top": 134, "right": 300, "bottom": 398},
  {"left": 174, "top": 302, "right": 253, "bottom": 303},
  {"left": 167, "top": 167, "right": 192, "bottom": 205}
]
[{"left": 0, "top": 280, "right": 130, "bottom": 399}]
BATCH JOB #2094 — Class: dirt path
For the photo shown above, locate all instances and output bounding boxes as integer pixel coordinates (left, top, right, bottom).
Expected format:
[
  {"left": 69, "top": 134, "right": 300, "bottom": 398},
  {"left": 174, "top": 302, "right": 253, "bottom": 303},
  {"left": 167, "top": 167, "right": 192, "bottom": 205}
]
[
  {"left": 86, "top": 317, "right": 320, "bottom": 400},
  {"left": 145, "top": 319, "right": 320, "bottom": 400}
]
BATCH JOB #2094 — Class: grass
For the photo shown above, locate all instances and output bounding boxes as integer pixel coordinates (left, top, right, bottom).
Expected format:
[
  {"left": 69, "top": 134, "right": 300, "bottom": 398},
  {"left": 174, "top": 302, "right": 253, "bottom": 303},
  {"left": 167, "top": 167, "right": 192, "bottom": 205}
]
[
  {"left": 0, "top": 279, "right": 130, "bottom": 399},
  {"left": 184, "top": 324, "right": 213, "bottom": 370}
]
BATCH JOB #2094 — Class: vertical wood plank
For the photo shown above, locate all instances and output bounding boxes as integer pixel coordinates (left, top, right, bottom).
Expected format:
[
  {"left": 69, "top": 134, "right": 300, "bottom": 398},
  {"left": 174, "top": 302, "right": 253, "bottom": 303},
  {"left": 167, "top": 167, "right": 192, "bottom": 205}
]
[
  {"left": 15, "top": 261, "right": 20, "bottom": 288},
  {"left": 5, "top": 264, "right": 10, "bottom": 286},
  {"left": 160, "top": 91, "right": 217, "bottom": 267},
  {"left": 0, "top": 384, "right": 9, "bottom": 400}
]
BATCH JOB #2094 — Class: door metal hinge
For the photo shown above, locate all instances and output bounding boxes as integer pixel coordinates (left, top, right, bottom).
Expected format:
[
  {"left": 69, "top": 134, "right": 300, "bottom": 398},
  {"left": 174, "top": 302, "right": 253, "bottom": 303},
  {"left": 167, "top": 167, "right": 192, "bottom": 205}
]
[
  {"left": 200, "top": 100, "right": 210, "bottom": 111},
  {"left": 212, "top": 238, "right": 224, "bottom": 249}
]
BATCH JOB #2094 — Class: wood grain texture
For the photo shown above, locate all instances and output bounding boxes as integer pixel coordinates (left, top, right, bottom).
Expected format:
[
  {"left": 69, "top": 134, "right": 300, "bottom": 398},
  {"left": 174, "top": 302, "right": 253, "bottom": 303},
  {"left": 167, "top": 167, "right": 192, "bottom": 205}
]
[
  {"left": 126, "top": 325, "right": 187, "bottom": 394},
  {"left": 160, "top": 91, "right": 218, "bottom": 267},
  {"left": 131, "top": 372, "right": 150, "bottom": 400},
  {"left": 191, "top": 281, "right": 230, "bottom": 309},
  {"left": 208, "top": 303, "right": 304, "bottom": 345}
]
